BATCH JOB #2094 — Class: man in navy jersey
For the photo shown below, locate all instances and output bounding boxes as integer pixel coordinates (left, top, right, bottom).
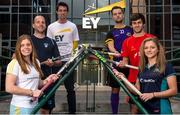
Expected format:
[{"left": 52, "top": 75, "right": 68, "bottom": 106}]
[
  {"left": 105, "top": 6, "right": 133, "bottom": 114},
  {"left": 31, "top": 15, "right": 61, "bottom": 114}
]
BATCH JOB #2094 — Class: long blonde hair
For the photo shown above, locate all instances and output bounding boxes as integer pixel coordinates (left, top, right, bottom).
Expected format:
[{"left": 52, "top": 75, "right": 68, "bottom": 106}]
[
  {"left": 139, "top": 38, "right": 166, "bottom": 73},
  {"left": 15, "top": 34, "right": 44, "bottom": 78}
]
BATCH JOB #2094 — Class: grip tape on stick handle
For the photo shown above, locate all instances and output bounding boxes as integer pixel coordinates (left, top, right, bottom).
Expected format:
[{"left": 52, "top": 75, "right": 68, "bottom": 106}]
[
  {"left": 113, "top": 68, "right": 142, "bottom": 96},
  {"left": 106, "top": 52, "right": 121, "bottom": 57},
  {"left": 125, "top": 64, "right": 139, "bottom": 70},
  {"left": 31, "top": 79, "right": 54, "bottom": 102},
  {"left": 107, "top": 59, "right": 139, "bottom": 70},
  {"left": 40, "top": 53, "right": 71, "bottom": 65}
]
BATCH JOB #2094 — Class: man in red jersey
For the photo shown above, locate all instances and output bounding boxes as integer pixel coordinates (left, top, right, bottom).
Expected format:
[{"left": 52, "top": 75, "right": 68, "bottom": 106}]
[{"left": 118, "top": 13, "right": 156, "bottom": 114}]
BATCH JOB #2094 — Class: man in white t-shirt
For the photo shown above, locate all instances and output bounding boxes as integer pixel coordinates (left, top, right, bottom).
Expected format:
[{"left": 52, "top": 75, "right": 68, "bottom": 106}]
[{"left": 47, "top": 2, "right": 79, "bottom": 114}]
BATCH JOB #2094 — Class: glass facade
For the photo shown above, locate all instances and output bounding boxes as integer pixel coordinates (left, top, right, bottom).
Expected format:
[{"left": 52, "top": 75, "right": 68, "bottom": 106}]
[{"left": 0, "top": 0, "right": 180, "bottom": 90}]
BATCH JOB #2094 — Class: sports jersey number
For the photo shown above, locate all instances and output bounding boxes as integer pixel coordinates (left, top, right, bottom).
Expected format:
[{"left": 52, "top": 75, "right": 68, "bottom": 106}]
[
  {"left": 120, "top": 30, "right": 124, "bottom": 34},
  {"left": 55, "top": 35, "right": 64, "bottom": 42}
]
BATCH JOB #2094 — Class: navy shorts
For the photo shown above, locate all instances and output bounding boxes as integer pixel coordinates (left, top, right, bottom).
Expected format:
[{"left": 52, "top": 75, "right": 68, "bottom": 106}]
[
  {"left": 128, "top": 94, "right": 139, "bottom": 104},
  {"left": 39, "top": 83, "right": 55, "bottom": 110}
]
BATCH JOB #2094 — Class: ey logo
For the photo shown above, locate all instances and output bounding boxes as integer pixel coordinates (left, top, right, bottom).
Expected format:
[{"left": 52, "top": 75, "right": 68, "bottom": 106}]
[
  {"left": 82, "top": 17, "right": 100, "bottom": 29},
  {"left": 82, "top": 0, "right": 126, "bottom": 29},
  {"left": 55, "top": 35, "right": 64, "bottom": 42}
]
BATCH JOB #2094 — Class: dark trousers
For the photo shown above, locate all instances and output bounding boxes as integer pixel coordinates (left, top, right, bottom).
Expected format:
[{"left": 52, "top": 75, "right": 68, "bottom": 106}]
[
  {"left": 57, "top": 62, "right": 76, "bottom": 114},
  {"left": 64, "top": 71, "right": 76, "bottom": 114}
]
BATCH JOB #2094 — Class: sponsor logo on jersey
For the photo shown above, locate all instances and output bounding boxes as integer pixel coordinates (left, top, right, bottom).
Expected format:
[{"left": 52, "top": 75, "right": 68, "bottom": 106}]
[{"left": 44, "top": 43, "right": 48, "bottom": 48}]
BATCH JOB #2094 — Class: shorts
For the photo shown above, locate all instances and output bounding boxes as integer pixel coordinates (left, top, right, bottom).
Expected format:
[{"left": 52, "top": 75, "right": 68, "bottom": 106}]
[
  {"left": 128, "top": 94, "right": 139, "bottom": 104},
  {"left": 108, "top": 66, "right": 129, "bottom": 88},
  {"left": 10, "top": 104, "right": 37, "bottom": 114},
  {"left": 39, "top": 83, "right": 55, "bottom": 110}
]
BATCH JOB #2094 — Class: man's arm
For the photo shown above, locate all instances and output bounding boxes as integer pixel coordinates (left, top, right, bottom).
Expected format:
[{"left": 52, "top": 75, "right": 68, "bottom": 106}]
[
  {"left": 47, "top": 26, "right": 53, "bottom": 39},
  {"left": 73, "top": 40, "right": 78, "bottom": 50},
  {"left": 118, "top": 57, "right": 129, "bottom": 68},
  {"left": 107, "top": 40, "right": 119, "bottom": 53}
]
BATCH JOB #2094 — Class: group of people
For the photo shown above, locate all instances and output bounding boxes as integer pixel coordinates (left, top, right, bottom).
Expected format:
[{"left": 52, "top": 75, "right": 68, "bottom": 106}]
[
  {"left": 6, "top": 2, "right": 78, "bottom": 114},
  {"left": 105, "top": 6, "right": 177, "bottom": 114},
  {"left": 5, "top": 1, "right": 177, "bottom": 114}
]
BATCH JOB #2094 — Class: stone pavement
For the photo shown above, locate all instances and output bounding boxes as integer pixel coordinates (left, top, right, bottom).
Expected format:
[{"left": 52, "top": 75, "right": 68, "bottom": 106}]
[
  {"left": 0, "top": 85, "right": 180, "bottom": 114},
  {"left": 53, "top": 85, "right": 130, "bottom": 114}
]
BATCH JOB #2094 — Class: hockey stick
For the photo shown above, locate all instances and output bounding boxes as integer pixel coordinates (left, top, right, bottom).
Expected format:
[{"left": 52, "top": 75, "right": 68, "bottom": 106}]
[
  {"left": 31, "top": 45, "right": 85, "bottom": 102},
  {"left": 112, "top": 68, "right": 142, "bottom": 95},
  {"left": 88, "top": 49, "right": 141, "bottom": 96},
  {"left": 100, "top": 51, "right": 121, "bottom": 57},
  {"left": 40, "top": 53, "right": 71, "bottom": 65},
  {"left": 56, "top": 45, "right": 86, "bottom": 75},
  {"left": 107, "top": 59, "right": 139, "bottom": 70}
]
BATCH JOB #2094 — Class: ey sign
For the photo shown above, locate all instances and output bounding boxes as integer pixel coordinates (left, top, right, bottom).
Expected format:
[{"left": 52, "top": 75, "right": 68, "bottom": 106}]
[{"left": 82, "top": 17, "right": 101, "bottom": 29}]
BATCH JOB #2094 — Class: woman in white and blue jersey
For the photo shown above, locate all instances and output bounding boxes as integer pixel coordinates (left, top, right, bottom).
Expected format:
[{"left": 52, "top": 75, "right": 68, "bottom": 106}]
[
  {"left": 136, "top": 38, "right": 177, "bottom": 114},
  {"left": 6, "top": 34, "right": 58, "bottom": 114}
]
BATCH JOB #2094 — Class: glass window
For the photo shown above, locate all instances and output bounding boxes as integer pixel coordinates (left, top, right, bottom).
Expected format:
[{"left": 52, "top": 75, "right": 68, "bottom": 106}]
[
  {"left": 150, "top": 6, "right": 162, "bottom": 13},
  {"left": 84, "top": 0, "right": 96, "bottom": 16},
  {"left": 0, "top": 7, "right": 10, "bottom": 13},
  {"left": 11, "top": 14, "right": 18, "bottom": 39},
  {"left": 0, "top": 14, "right": 10, "bottom": 23},
  {"left": 173, "top": 0, "right": 180, "bottom": 5},
  {"left": 32, "top": 0, "right": 51, "bottom": 13},
  {"left": 110, "top": 0, "right": 120, "bottom": 3},
  {"left": 73, "top": 0, "right": 84, "bottom": 18},
  {"left": 12, "top": 7, "right": 18, "bottom": 13},
  {"left": 0, "top": 0, "right": 10, "bottom": 5},
  {"left": 97, "top": 0, "right": 109, "bottom": 18},
  {"left": 0, "top": 14, "right": 10, "bottom": 38},
  {"left": 19, "top": 6, "right": 32, "bottom": 13},
  {"left": 73, "top": 19, "right": 82, "bottom": 25},
  {"left": 19, "top": 14, "right": 31, "bottom": 35},
  {"left": 19, "top": 0, "right": 32, "bottom": 5},
  {"left": 173, "top": 14, "right": 180, "bottom": 40}
]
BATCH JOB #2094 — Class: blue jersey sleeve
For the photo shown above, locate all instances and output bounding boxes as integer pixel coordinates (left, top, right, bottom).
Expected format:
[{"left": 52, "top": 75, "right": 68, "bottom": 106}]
[
  {"left": 164, "top": 63, "right": 176, "bottom": 78},
  {"left": 52, "top": 39, "right": 60, "bottom": 58},
  {"left": 105, "top": 30, "right": 114, "bottom": 45}
]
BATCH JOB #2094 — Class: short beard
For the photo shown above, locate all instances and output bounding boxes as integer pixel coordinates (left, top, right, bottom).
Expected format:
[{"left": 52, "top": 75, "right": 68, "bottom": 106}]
[
  {"left": 134, "top": 28, "right": 143, "bottom": 33},
  {"left": 115, "top": 20, "right": 123, "bottom": 23}
]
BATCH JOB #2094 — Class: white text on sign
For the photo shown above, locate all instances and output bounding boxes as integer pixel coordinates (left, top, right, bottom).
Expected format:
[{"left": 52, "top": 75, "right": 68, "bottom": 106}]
[{"left": 82, "top": 17, "right": 101, "bottom": 29}]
